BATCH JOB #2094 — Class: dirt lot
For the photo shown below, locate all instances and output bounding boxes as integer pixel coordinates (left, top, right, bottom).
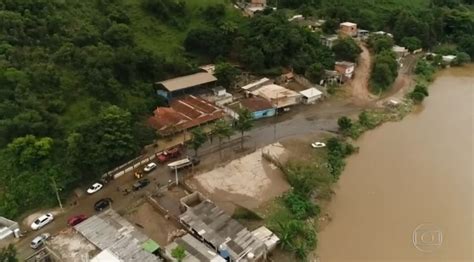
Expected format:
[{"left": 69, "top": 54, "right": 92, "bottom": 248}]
[
  {"left": 125, "top": 202, "right": 179, "bottom": 246},
  {"left": 189, "top": 143, "right": 291, "bottom": 213}
]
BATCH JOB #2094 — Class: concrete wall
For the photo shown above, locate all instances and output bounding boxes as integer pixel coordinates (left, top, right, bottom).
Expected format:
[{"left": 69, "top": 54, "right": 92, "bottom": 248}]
[{"left": 0, "top": 217, "right": 19, "bottom": 240}]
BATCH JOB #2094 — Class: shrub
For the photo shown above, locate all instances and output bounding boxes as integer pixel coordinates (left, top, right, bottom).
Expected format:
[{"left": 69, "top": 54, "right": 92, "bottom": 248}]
[{"left": 284, "top": 192, "right": 320, "bottom": 220}]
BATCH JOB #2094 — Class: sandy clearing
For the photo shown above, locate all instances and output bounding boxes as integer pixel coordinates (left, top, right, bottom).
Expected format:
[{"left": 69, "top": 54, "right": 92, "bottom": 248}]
[{"left": 191, "top": 143, "right": 290, "bottom": 209}]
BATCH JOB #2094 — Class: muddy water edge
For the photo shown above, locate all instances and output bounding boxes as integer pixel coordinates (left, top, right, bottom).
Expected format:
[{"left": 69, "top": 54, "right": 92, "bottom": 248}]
[{"left": 317, "top": 65, "right": 474, "bottom": 262}]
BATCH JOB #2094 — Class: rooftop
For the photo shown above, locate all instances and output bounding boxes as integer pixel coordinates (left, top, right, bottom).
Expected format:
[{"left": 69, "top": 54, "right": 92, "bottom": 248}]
[
  {"left": 251, "top": 84, "right": 300, "bottom": 99},
  {"left": 148, "top": 95, "right": 225, "bottom": 136},
  {"left": 340, "top": 21, "right": 357, "bottom": 27},
  {"left": 179, "top": 193, "right": 266, "bottom": 260},
  {"left": 239, "top": 97, "right": 274, "bottom": 112},
  {"left": 156, "top": 72, "right": 217, "bottom": 92},
  {"left": 335, "top": 61, "right": 355, "bottom": 67},
  {"left": 164, "top": 234, "right": 226, "bottom": 262},
  {"left": 241, "top": 78, "right": 272, "bottom": 91},
  {"left": 300, "top": 87, "right": 323, "bottom": 98},
  {"left": 74, "top": 209, "right": 161, "bottom": 262}
]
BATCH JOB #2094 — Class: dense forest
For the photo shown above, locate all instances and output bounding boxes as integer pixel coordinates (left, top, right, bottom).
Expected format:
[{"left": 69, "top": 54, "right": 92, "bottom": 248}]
[{"left": 0, "top": 0, "right": 473, "bottom": 218}]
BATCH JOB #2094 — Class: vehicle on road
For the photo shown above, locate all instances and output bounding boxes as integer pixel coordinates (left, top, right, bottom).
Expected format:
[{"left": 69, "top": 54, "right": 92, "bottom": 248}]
[
  {"left": 30, "top": 233, "right": 51, "bottom": 249},
  {"left": 311, "top": 142, "right": 326, "bottom": 148},
  {"left": 134, "top": 170, "right": 144, "bottom": 179},
  {"left": 67, "top": 214, "right": 88, "bottom": 226},
  {"left": 133, "top": 179, "right": 150, "bottom": 191},
  {"left": 31, "top": 213, "right": 54, "bottom": 230},
  {"left": 143, "top": 162, "right": 157, "bottom": 173},
  {"left": 94, "top": 198, "right": 113, "bottom": 212},
  {"left": 167, "top": 157, "right": 200, "bottom": 171},
  {"left": 86, "top": 182, "right": 103, "bottom": 194},
  {"left": 156, "top": 145, "right": 183, "bottom": 163}
]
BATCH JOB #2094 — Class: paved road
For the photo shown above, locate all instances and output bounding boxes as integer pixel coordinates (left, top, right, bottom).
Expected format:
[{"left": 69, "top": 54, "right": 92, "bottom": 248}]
[{"left": 14, "top": 97, "right": 363, "bottom": 259}]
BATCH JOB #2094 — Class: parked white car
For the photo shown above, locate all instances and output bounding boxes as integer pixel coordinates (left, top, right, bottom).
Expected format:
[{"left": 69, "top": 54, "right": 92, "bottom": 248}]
[
  {"left": 31, "top": 213, "right": 54, "bottom": 230},
  {"left": 87, "top": 183, "right": 103, "bottom": 194},
  {"left": 30, "top": 233, "right": 51, "bottom": 249},
  {"left": 143, "top": 162, "right": 157, "bottom": 173},
  {"left": 311, "top": 142, "right": 326, "bottom": 148}
]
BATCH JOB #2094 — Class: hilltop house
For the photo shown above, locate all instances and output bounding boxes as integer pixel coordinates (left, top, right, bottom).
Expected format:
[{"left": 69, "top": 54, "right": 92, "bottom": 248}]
[{"left": 339, "top": 22, "right": 358, "bottom": 37}]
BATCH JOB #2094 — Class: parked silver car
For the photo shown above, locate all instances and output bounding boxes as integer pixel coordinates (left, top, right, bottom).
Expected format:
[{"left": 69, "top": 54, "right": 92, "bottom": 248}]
[{"left": 30, "top": 233, "right": 51, "bottom": 249}]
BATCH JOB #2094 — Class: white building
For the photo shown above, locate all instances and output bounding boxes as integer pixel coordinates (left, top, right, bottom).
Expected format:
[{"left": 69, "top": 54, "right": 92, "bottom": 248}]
[
  {"left": 300, "top": 87, "right": 323, "bottom": 104},
  {"left": 250, "top": 84, "right": 302, "bottom": 109}
]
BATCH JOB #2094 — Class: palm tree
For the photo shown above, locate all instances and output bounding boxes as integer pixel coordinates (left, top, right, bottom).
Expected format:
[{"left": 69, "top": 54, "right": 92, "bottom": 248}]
[
  {"left": 212, "top": 119, "right": 234, "bottom": 159},
  {"left": 235, "top": 108, "right": 254, "bottom": 149},
  {"left": 190, "top": 127, "right": 207, "bottom": 156}
]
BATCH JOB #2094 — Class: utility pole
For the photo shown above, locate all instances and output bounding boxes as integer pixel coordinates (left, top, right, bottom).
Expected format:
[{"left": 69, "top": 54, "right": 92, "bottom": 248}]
[
  {"left": 51, "top": 177, "right": 63, "bottom": 211},
  {"left": 174, "top": 167, "right": 179, "bottom": 186},
  {"left": 273, "top": 92, "right": 280, "bottom": 141}
]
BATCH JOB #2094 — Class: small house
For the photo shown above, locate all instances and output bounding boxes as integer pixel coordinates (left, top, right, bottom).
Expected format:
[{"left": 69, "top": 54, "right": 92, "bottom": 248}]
[
  {"left": 250, "top": 84, "right": 301, "bottom": 110},
  {"left": 300, "top": 87, "right": 323, "bottom": 104},
  {"left": 228, "top": 97, "right": 276, "bottom": 120},
  {"left": 373, "top": 31, "right": 393, "bottom": 38},
  {"left": 321, "top": 35, "right": 339, "bottom": 49},
  {"left": 339, "top": 22, "right": 357, "bottom": 37},
  {"left": 358, "top": 29, "right": 370, "bottom": 40},
  {"left": 392, "top": 45, "right": 408, "bottom": 59},
  {"left": 335, "top": 61, "right": 355, "bottom": 81},
  {"left": 322, "top": 70, "right": 343, "bottom": 86}
]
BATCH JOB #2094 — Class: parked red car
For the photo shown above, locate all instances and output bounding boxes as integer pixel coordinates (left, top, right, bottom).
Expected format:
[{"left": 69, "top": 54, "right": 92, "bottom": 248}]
[
  {"left": 67, "top": 214, "right": 88, "bottom": 226},
  {"left": 156, "top": 144, "right": 183, "bottom": 163}
]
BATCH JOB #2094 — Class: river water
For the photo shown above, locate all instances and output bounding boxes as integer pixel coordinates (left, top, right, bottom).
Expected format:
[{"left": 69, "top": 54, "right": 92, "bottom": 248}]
[{"left": 317, "top": 66, "right": 474, "bottom": 262}]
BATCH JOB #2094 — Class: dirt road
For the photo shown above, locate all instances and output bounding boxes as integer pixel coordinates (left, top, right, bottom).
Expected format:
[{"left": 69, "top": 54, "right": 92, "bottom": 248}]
[
  {"left": 349, "top": 43, "right": 375, "bottom": 104},
  {"left": 12, "top": 95, "right": 364, "bottom": 260}
]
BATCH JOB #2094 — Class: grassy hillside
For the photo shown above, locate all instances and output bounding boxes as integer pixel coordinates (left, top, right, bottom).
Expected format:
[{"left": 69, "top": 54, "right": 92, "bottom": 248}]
[{"left": 124, "top": 0, "right": 242, "bottom": 58}]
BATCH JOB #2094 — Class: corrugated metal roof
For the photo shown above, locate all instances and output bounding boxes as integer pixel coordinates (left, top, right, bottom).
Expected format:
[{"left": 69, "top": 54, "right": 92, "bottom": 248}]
[
  {"left": 179, "top": 200, "right": 266, "bottom": 260},
  {"left": 74, "top": 209, "right": 161, "bottom": 262},
  {"left": 157, "top": 72, "right": 217, "bottom": 92}
]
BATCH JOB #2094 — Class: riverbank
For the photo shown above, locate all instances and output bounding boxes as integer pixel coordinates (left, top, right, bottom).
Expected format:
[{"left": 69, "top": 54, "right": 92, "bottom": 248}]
[
  {"left": 316, "top": 64, "right": 473, "bottom": 261},
  {"left": 254, "top": 56, "right": 449, "bottom": 260}
]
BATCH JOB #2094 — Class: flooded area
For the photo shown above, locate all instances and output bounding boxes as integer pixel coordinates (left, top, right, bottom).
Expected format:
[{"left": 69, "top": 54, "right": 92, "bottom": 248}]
[{"left": 317, "top": 66, "right": 474, "bottom": 261}]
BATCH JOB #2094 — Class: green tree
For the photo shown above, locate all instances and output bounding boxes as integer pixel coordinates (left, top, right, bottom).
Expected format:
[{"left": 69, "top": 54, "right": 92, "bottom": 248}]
[
  {"left": 6, "top": 135, "right": 54, "bottom": 169},
  {"left": 171, "top": 245, "right": 186, "bottom": 262},
  {"left": 0, "top": 244, "right": 17, "bottom": 262},
  {"left": 305, "top": 62, "right": 325, "bottom": 83},
  {"left": 332, "top": 38, "right": 362, "bottom": 62},
  {"left": 409, "top": 84, "right": 429, "bottom": 103},
  {"left": 337, "top": 116, "right": 353, "bottom": 134},
  {"left": 190, "top": 127, "right": 207, "bottom": 156},
  {"left": 453, "top": 52, "right": 471, "bottom": 65},
  {"left": 235, "top": 108, "right": 254, "bottom": 149},
  {"left": 103, "top": 24, "right": 134, "bottom": 47},
  {"left": 401, "top": 36, "right": 422, "bottom": 52},
  {"left": 369, "top": 35, "right": 394, "bottom": 54},
  {"left": 212, "top": 119, "right": 234, "bottom": 159},
  {"left": 214, "top": 62, "right": 240, "bottom": 88}
]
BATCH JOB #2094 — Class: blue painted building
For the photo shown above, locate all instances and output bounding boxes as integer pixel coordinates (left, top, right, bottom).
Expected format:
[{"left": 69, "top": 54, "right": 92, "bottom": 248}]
[{"left": 238, "top": 97, "right": 276, "bottom": 120}]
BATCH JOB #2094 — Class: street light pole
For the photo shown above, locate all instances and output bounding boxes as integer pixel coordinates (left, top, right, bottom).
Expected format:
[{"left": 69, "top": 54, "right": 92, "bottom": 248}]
[{"left": 51, "top": 177, "right": 63, "bottom": 211}]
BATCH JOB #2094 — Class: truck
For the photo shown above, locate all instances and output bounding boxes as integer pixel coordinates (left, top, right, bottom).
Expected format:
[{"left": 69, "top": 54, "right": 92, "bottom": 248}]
[
  {"left": 156, "top": 144, "right": 183, "bottom": 164},
  {"left": 167, "top": 157, "right": 200, "bottom": 171}
]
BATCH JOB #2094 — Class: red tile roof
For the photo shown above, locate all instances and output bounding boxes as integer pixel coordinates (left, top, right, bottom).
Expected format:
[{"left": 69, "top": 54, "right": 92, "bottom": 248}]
[{"left": 148, "top": 95, "right": 224, "bottom": 136}]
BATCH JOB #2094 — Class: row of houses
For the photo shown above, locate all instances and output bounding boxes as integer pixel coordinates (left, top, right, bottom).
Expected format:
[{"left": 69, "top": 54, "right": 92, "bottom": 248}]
[
  {"left": 37, "top": 191, "right": 280, "bottom": 262},
  {"left": 148, "top": 70, "right": 325, "bottom": 136}
]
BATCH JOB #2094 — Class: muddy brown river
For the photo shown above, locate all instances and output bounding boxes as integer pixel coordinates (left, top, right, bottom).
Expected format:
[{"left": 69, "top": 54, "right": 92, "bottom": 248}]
[{"left": 317, "top": 66, "right": 474, "bottom": 262}]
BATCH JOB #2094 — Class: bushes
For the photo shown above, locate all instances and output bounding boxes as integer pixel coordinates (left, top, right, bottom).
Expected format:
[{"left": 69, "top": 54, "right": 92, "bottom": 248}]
[
  {"left": 284, "top": 192, "right": 320, "bottom": 220},
  {"left": 409, "top": 84, "right": 429, "bottom": 103},
  {"left": 371, "top": 50, "right": 398, "bottom": 93},
  {"left": 326, "top": 137, "right": 356, "bottom": 179}
]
